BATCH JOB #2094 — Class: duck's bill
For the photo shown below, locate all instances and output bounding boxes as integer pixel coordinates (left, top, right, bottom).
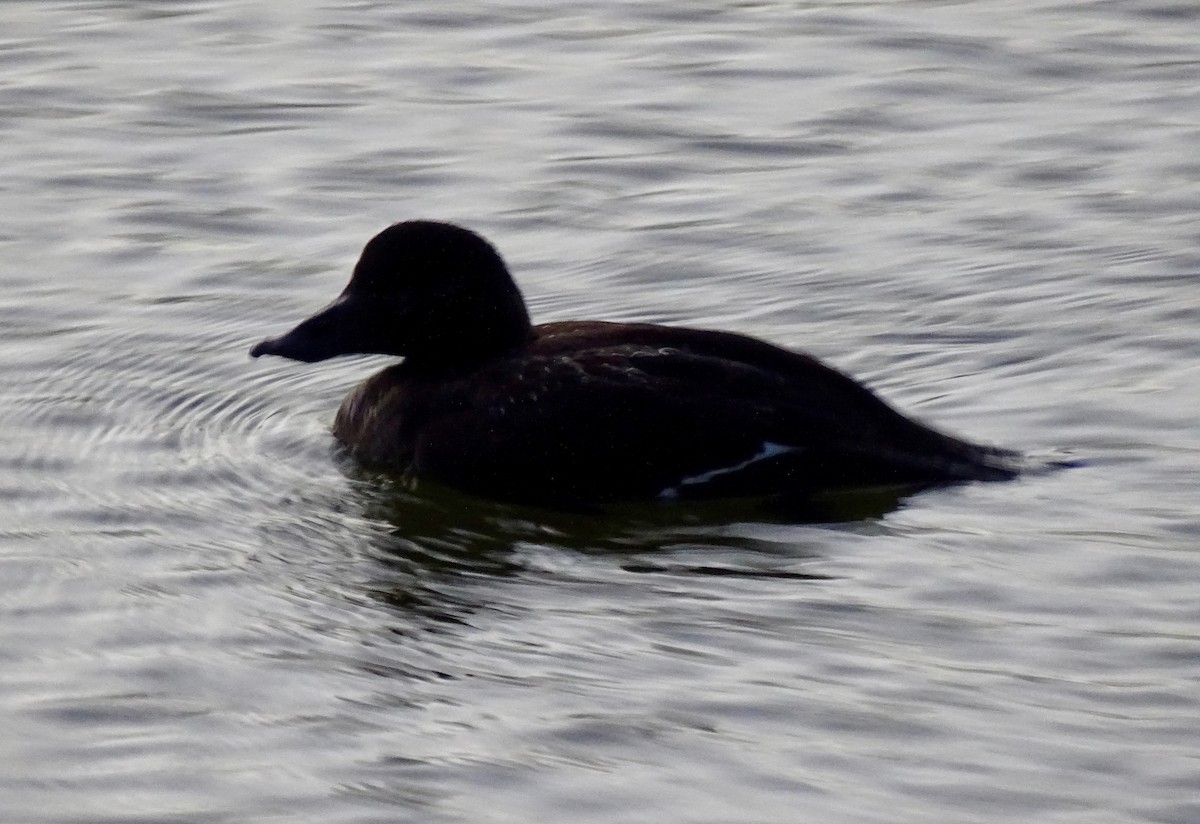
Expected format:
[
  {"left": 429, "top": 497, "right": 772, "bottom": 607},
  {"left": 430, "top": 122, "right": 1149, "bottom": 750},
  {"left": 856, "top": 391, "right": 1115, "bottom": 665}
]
[
  {"left": 249, "top": 297, "right": 360, "bottom": 363},
  {"left": 249, "top": 330, "right": 334, "bottom": 363}
]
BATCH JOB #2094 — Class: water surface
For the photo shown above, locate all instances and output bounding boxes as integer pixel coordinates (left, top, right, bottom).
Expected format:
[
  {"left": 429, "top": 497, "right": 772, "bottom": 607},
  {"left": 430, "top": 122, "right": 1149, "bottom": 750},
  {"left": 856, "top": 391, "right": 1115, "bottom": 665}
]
[{"left": 2, "top": 2, "right": 1199, "bottom": 822}]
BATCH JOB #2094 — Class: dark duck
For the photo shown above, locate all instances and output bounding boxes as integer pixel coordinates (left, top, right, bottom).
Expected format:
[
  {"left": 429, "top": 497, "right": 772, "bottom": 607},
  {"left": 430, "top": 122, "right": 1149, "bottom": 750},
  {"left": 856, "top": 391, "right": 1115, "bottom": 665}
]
[{"left": 250, "top": 221, "right": 1021, "bottom": 506}]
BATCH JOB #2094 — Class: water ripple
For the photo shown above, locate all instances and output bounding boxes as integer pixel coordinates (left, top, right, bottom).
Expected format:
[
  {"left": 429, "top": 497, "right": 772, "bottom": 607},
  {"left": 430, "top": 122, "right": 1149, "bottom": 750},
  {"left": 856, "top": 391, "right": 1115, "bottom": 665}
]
[{"left": 4, "top": 2, "right": 1200, "bottom": 822}]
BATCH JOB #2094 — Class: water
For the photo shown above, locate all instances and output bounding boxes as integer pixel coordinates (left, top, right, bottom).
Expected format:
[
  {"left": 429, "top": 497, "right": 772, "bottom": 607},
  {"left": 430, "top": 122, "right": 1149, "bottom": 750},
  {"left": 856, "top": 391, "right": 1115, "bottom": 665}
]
[{"left": 3, "top": 1, "right": 1199, "bottom": 822}]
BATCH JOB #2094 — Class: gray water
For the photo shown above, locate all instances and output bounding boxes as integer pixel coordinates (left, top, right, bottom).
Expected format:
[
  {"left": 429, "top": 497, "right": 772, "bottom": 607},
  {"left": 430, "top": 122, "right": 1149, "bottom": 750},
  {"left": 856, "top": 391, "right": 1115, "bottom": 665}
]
[{"left": 3, "top": 2, "right": 1199, "bottom": 822}]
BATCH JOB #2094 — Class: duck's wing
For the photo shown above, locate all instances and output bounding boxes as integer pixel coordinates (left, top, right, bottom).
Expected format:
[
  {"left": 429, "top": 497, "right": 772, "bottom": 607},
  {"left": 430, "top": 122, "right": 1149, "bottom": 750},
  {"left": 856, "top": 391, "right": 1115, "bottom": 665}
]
[{"left": 412, "top": 333, "right": 1018, "bottom": 504}]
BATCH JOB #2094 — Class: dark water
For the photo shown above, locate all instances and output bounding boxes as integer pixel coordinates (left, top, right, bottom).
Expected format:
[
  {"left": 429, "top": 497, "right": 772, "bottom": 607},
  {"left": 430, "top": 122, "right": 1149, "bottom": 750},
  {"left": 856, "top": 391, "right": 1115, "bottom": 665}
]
[{"left": 3, "top": 2, "right": 1199, "bottom": 822}]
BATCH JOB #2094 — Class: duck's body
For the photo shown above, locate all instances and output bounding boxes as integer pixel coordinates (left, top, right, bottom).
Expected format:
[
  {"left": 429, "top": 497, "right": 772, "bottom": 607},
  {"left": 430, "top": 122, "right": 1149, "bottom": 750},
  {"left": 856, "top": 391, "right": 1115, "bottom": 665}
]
[{"left": 251, "top": 221, "right": 1019, "bottom": 506}]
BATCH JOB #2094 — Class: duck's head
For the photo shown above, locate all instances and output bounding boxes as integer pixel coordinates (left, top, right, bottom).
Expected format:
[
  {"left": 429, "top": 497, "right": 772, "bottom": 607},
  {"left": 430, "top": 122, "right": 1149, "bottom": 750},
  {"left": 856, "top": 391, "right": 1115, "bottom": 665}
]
[{"left": 250, "top": 221, "right": 532, "bottom": 366}]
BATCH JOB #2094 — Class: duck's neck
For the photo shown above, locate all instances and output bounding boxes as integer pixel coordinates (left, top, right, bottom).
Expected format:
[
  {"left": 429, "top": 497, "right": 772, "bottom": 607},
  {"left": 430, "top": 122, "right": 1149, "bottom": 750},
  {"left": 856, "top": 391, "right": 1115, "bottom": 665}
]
[{"left": 405, "top": 319, "right": 535, "bottom": 376}]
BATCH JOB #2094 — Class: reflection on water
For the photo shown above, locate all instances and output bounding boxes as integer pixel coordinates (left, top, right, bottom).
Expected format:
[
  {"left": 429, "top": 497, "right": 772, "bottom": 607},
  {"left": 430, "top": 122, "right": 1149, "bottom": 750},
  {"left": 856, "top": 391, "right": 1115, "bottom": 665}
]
[
  {"left": 2, "top": 1, "right": 1199, "bottom": 822},
  {"left": 339, "top": 464, "right": 842, "bottom": 625}
]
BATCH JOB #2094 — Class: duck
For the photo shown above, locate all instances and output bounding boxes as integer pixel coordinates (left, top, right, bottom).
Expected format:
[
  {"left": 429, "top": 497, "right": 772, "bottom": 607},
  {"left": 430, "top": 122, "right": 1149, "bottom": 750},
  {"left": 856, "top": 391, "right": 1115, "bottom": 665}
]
[{"left": 250, "top": 220, "right": 1021, "bottom": 506}]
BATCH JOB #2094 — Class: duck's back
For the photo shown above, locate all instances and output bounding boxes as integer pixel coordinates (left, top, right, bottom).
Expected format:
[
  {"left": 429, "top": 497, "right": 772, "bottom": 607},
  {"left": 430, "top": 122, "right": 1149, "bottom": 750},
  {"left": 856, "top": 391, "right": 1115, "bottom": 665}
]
[{"left": 333, "top": 321, "right": 1019, "bottom": 505}]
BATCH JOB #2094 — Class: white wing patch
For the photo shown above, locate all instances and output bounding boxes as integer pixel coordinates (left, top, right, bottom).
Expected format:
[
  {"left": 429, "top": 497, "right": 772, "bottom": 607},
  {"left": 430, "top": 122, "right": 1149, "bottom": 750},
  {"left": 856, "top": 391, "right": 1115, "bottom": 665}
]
[{"left": 658, "top": 441, "right": 799, "bottom": 499}]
